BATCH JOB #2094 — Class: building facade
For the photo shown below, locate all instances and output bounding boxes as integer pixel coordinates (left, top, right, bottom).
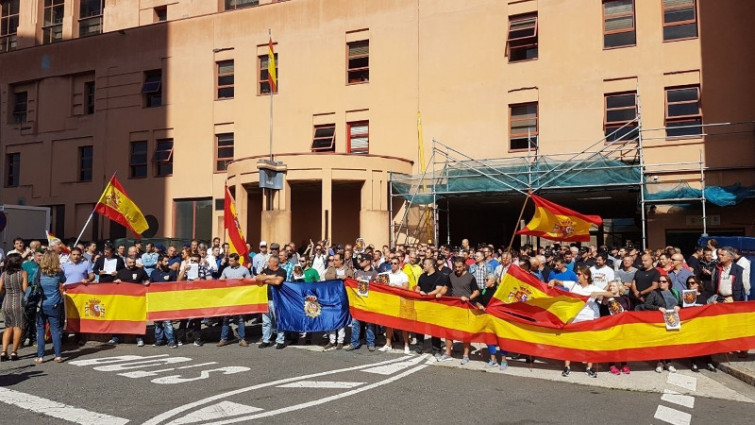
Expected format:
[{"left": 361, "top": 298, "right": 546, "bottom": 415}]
[{"left": 1, "top": 0, "right": 753, "bottom": 250}]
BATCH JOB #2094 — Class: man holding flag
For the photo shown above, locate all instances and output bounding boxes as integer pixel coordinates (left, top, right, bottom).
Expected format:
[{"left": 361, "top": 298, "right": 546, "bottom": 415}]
[{"left": 224, "top": 187, "right": 249, "bottom": 265}]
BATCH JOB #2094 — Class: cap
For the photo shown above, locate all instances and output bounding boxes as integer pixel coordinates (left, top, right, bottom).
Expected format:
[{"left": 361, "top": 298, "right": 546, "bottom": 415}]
[
  {"left": 35, "top": 248, "right": 46, "bottom": 254},
  {"left": 259, "top": 240, "right": 267, "bottom": 247},
  {"left": 183, "top": 242, "right": 191, "bottom": 248},
  {"left": 155, "top": 243, "right": 166, "bottom": 252},
  {"left": 270, "top": 243, "right": 280, "bottom": 250}
]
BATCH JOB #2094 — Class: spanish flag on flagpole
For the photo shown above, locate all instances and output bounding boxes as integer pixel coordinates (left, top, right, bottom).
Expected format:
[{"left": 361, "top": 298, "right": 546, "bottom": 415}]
[
  {"left": 515, "top": 194, "right": 602, "bottom": 242},
  {"left": 486, "top": 265, "right": 588, "bottom": 328},
  {"left": 94, "top": 174, "right": 149, "bottom": 236},
  {"left": 268, "top": 35, "right": 277, "bottom": 93},
  {"left": 224, "top": 187, "right": 248, "bottom": 265}
]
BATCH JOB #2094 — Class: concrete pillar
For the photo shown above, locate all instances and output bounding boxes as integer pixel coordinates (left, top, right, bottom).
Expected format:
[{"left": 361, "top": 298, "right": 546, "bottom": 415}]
[
  {"left": 359, "top": 170, "right": 390, "bottom": 247},
  {"left": 260, "top": 179, "right": 291, "bottom": 245}
]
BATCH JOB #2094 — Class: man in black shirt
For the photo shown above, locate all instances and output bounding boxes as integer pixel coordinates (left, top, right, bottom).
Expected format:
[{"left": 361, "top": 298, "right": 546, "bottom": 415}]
[
  {"left": 414, "top": 258, "right": 448, "bottom": 355},
  {"left": 631, "top": 254, "right": 660, "bottom": 304},
  {"left": 112, "top": 256, "right": 150, "bottom": 346},
  {"left": 255, "top": 256, "right": 287, "bottom": 349},
  {"left": 441, "top": 257, "right": 479, "bottom": 364}
]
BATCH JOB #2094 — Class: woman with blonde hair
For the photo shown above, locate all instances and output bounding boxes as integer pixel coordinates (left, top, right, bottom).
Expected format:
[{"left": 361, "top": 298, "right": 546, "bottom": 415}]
[{"left": 34, "top": 251, "right": 67, "bottom": 364}]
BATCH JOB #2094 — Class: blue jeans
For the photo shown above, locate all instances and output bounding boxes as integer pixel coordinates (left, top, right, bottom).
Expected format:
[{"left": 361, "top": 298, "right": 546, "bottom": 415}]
[
  {"left": 154, "top": 321, "right": 176, "bottom": 345},
  {"left": 261, "top": 301, "right": 284, "bottom": 344},
  {"left": 350, "top": 319, "right": 375, "bottom": 348},
  {"left": 487, "top": 345, "right": 508, "bottom": 358},
  {"left": 220, "top": 316, "right": 246, "bottom": 341},
  {"left": 36, "top": 304, "right": 63, "bottom": 358}
]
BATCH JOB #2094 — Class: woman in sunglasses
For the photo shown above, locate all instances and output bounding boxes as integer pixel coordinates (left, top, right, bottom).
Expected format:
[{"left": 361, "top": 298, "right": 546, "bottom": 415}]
[
  {"left": 684, "top": 276, "right": 717, "bottom": 372},
  {"left": 637, "top": 275, "right": 681, "bottom": 373}
]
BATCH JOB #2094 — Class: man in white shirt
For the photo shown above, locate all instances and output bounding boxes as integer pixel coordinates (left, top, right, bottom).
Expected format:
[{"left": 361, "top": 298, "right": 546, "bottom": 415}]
[
  {"left": 734, "top": 248, "right": 751, "bottom": 300},
  {"left": 589, "top": 253, "right": 615, "bottom": 290}
]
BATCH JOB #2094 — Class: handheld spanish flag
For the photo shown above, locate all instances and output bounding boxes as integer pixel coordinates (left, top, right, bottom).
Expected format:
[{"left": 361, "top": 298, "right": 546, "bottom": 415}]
[
  {"left": 94, "top": 175, "right": 149, "bottom": 236},
  {"left": 515, "top": 194, "right": 602, "bottom": 242},
  {"left": 46, "top": 231, "right": 71, "bottom": 254},
  {"left": 224, "top": 187, "right": 248, "bottom": 265},
  {"left": 267, "top": 35, "right": 277, "bottom": 93},
  {"left": 486, "top": 265, "right": 588, "bottom": 328}
]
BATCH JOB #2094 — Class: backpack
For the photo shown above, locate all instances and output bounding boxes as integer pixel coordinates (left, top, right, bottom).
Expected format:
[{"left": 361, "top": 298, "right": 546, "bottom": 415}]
[{"left": 24, "top": 267, "right": 42, "bottom": 309}]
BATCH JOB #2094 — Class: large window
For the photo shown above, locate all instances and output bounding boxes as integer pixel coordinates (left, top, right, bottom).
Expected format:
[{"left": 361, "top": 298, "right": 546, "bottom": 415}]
[
  {"left": 174, "top": 198, "right": 212, "bottom": 240},
  {"left": 665, "top": 85, "right": 701, "bottom": 137},
  {"left": 258, "top": 53, "right": 278, "bottom": 94},
  {"left": 11, "top": 90, "right": 26, "bottom": 123},
  {"left": 43, "top": 0, "right": 65, "bottom": 44},
  {"left": 347, "top": 121, "right": 369, "bottom": 154},
  {"left": 5, "top": 152, "right": 19, "bottom": 187},
  {"left": 79, "top": 145, "right": 93, "bottom": 182},
  {"left": 216, "top": 60, "right": 234, "bottom": 99},
  {"left": 224, "top": 0, "right": 258, "bottom": 10},
  {"left": 604, "top": 92, "right": 638, "bottom": 141},
  {"left": 507, "top": 13, "right": 538, "bottom": 62},
  {"left": 347, "top": 40, "right": 369, "bottom": 84},
  {"left": 215, "top": 133, "right": 234, "bottom": 172},
  {"left": 0, "top": 0, "right": 19, "bottom": 53},
  {"left": 79, "top": 0, "right": 104, "bottom": 37},
  {"left": 662, "top": 0, "right": 697, "bottom": 40},
  {"left": 153, "top": 139, "right": 174, "bottom": 177},
  {"left": 509, "top": 102, "right": 538, "bottom": 151},
  {"left": 129, "top": 141, "right": 148, "bottom": 178},
  {"left": 142, "top": 69, "right": 162, "bottom": 108},
  {"left": 311, "top": 124, "right": 336, "bottom": 152},
  {"left": 603, "top": 0, "right": 636, "bottom": 48}
]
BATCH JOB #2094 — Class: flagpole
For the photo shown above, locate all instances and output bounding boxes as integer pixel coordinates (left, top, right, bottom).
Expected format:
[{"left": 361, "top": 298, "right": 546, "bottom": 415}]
[
  {"left": 73, "top": 171, "right": 117, "bottom": 248},
  {"left": 506, "top": 190, "right": 532, "bottom": 255},
  {"left": 268, "top": 28, "right": 274, "bottom": 162}
]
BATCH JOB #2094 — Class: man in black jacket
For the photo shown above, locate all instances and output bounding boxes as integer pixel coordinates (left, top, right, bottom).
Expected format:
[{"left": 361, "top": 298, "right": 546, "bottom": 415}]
[{"left": 92, "top": 243, "right": 125, "bottom": 283}]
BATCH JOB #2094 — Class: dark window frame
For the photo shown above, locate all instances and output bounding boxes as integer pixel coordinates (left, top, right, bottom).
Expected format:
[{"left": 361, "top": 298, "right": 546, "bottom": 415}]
[
  {"left": 665, "top": 85, "right": 702, "bottom": 138},
  {"left": 215, "top": 132, "right": 234, "bottom": 172},
  {"left": 311, "top": 124, "right": 336, "bottom": 152},
  {"left": 602, "top": 0, "right": 636, "bottom": 49},
  {"left": 347, "top": 120, "right": 369, "bottom": 154},
  {"left": 42, "top": 0, "right": 65, "bottom": 44},
  {"left": 142, "top": 69, "right": 162, "bottom": 108},
  {"left": 604, "top": 91, "right": 638, "bottom": 142},
  {"left": 509, "top": 102, "right": 539, "bottom": 151},
  {"left": 153, "top": 138, "right": 174, "bottom": 177},
  {"left": 154, "top": 5, "right": 167, "bottom": 22},
  {"left": 224, "top": 0, "right": 259, "bottom": 10},
  {"left": 173, "top": 198, "right": 212, "bottom": 240},
  {"left": 507, "top": 13, "right": 538, "bottom": 63},
  {"left": 5, "top": 152, "right": 19, "bottom": 187},
  {"left": 129, "top": 141, "right": 148, "bottom": 179},
  {"left": 11, "top": 89, "right": 27, "bottom": 123},
  {"left": 347, "top": 39, "right": 369, "bottom": 84},
  {"left": 78, "top": 145, "right": 93, "bottom": 182},
  {"left": 79, "top": 0, "right": 104, "bottom": 38},
  {"left": 0, "top": 0, "right": 20, "bottom": 53},
  {"left": 84, "top": 80, "right": 95, "bottom": 114},
  {"left": 216, "top": 60, "right": 235, "bottom": 100},
  {"left": 662, "top": 0, "right": 698, "bottom": 41}
]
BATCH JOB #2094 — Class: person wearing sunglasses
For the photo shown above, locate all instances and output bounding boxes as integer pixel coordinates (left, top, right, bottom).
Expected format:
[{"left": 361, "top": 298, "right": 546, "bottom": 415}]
[{"left": 637, "top": 275, "right": 681, "bottom": 373}]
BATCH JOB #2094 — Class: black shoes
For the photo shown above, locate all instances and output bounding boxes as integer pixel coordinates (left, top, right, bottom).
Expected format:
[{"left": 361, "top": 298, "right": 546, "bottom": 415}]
[
  {"left": 275, "top": 343, "right": 286, "bottom": 350},
  {"left": 258, "top": 342, "right": 271, "bottom": 349}
]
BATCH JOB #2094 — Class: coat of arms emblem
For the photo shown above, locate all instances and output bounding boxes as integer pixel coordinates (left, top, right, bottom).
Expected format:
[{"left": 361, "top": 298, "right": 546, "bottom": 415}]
[
  {"left": 84, "top": 298, "right": 106, "bottom": 318},
  {"left": 304, "top": 295, "right": 321, "bottom": 318},
  {"left": 505, "top": 285, "right": 532, "bottom": 303}
]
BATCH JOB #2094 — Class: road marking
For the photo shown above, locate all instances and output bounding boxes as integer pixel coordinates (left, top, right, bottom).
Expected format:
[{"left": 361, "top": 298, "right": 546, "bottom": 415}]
[
  {"left": 69, "top": 355, "right": 168, "bottom": 367},
  {"left": 666, "top": 373, "right": 697, "bottom": 392},
  {"left": 143, "top": 355, "right": 419, "bottom": 425},
  {"left": 0, "top": 387, "right": 129, "bottom": 425},
  {"left": 94, "top": 357, "right": 194, "bottom": 372},
  {"left": 167, "top": 402, "right": 262, "bottom": 425},
  {"left": 361, "top": 353, "right": 428, "bottom": 375},
  {"left": 277, "top": 381, "right": 364, "bottom": 389},
  {"left": 654, "top": 405, "right": 692, "bottom": 425},
  {"left": 661, "top": 389, "right": 695, "bottom": 409},
  {"left": 120, "top": 363, "right": 220, "bottom": 379},
  {"left": 151, "top": 366, "right": 251, "bottom": 385}
]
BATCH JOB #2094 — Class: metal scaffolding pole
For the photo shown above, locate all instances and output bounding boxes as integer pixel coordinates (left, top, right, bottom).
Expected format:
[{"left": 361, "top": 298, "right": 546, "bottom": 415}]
[
  {"left": 700, "top": 150, "right": 708, "bottom": 236},
  {"left": 637, "top": 91, "right": 648, "bottom": 250}
]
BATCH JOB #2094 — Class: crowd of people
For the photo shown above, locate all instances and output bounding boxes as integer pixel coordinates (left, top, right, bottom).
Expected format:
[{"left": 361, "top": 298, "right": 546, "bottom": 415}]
[{"left": 0, "top": 235, "right": 750, "bottom": 378}]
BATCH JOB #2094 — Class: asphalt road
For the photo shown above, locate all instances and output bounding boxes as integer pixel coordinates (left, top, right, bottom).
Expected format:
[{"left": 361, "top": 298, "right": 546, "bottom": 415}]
[{"left": 1, "top": 327, "right": 753, "bottom": 425}]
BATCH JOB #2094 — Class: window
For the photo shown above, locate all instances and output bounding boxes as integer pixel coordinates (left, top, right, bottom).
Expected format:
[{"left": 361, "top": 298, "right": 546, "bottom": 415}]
[
  {"left": 603, "top": 0, "right": 636, "bottom": 48},
  {"left": 665, "top": 86, "right": 701, "bottom": 137},
  {"left": 507, "top": 13, "right": 538, "bottom": 62},
  {"left": 347, "top": 121, "right": 369, "bottom": 154},
  {"left": 347, "top": 40, "right": 369, "bottom": 84},
  {"left": 312, "top": 124, "right": 336, "bottom": 152},
  {"left": 0, "top": 0, "right": 19, "bottom": 53},
  {"left": 604, "top": 92, "right": 638, "bottom": 141},
  {"left": 84, "top": 80, "right": 95, "bottom": 114},
  {"left": 663, "top": 0, "right": 697, "bottom": 40},
  {"left": 79, "top": 0, "right": 104, "bottom": 38},
  {"left": 129, "top": 141, "right": 148, "bottom": 178},
  {"left": 43, "top": 0, "right": 65, "bottom": 44},
  {"left": 79, "top": 145, "right": 93, "bottom": 182},
  {"left": 11, "top": 90, "right": 27, "bottom": 123},
  {"left": 509, "top": 102, "right": 538, "bottom": 150},
  {"left": 174, "top": 198, "right": 212, "bottom": 240},
  {"left": 224, "top": 0, "right": 258, "bottom": 10},
  {"left": 142, "top": 69, "right": 162, "bottom": 108},
  {"left": 154, "top": 6, "right": 167, "bottom": 22},
  {"left": 216, "top": 60, "right": 234, "bottom": 99},
  {"left": 258, "top": 53, "right": 278, "bottom": 94},
  {"left": 5, "top": 152, "right": 19, "bottom": 187},
  {"left": 153, "top": 138, "right": 174, "bottom": 177},
  {"left": 215, "top": 133, "right": 234, "bottom": 172}
]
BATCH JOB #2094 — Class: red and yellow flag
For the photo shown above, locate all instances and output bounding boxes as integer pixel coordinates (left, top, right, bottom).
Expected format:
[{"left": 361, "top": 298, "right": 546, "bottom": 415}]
[
  {"left": 268, "top": 36, "right": 277, "bottom": 93},
  {"left": 65, "top": 283, "right": 147, "bottom": 335},
  {"left": 224, "top": 187, "right": 248, "bottom": 265},
  {"left": 516, "top": 194, "right": 602, "bottom": 242},
  {"left": 46, "top": 230, "right": 71, "bottom": 254},
  {"left": 486, "top": 265, "right": 587, "bottom": 328},
  {"left": 94, "top": 175, "right": 149, "bottom": 236},
  {"left": 146, "top": 280, "right": 267, "bottom": 321}
]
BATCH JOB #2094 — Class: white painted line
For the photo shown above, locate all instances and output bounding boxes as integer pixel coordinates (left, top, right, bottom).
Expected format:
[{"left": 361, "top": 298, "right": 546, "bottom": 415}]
[
  {"left": 94, "top": 357, "right": 193, "bottom": 372},
  {"left": 70, "top": 355, "right": 168, "bottom": 367},
  {"left": 362, "top": 354, "right": 429, "bottom": 375},
  {"left": 277, "top": 381, "right": 364, "bottom": 389},
  {"left": 167, "top": 401, "right": 262, "bottom": 425},
  {"left": 0, "top": 387, "right": 129, "bottom": 425},
  {"left": 666, "top": 373, "right": 697, "bottom": 392},
  {"left": 143, "top": 355, "right": 418, "bottom": 425},
  {"left": 119, "top": 362, "right": 219, "bottom": 379},
  {"left": 654, "top": 405, "right": 692, "bottom": 425},
  {"left": 661, "top": 389, "right": 695, "bottom": 409}
]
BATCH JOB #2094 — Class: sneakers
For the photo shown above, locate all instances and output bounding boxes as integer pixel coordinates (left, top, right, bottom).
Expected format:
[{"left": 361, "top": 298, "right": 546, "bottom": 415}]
[
  {"left": 168, "top": 343, "right": 178, "bottom": 349},
  {"left": 193, "top": 340, "right": 204, "bottom": 347},
  {"left": 609, "top": 365, "right": 620, "bottom": 375},
  {"left": 621, "top": 365, "right": 631, "bottom": 374},
  {"left": 437, "top": 354, "right": 453, "bottom": 362},
  {"left": 323, "top": 342, "right": 336, "bottom": 351},
  {"left": 691, "top": 363, "right": 700, "bottom": 373},
  {"left": 107, "top": 338, "right": 119, "bottom": 344},
  {"left": 667, "top": 365, "right": 677, "bottom": 373},
  {"left": 655, "top": 362, "right": 664, "bottom": 373},
  {"left": 136, "top": 340, "right": 145, "bottom": 347},
  {"left": 485, "top": 359, "right": 498, "bottom": 369},
  {"left": 404, "top": 345, "right": 411, "bottom": 355},
  {"left": 275, "top": 343, "right": 286, "bottom": 350},
  {"left": 153, "top": 341, "right": 166, "bottom": 347},
  {"left": 177, "top": 341, "right": 184, "bottom": 347},
  {"left": 336, "top": 343, "right": 344, "bottom": 350},
  {"left": 239, "top": 340, "right": 248, "bottom": 347},
  {"left": 460, "top": 356, "right": 470, "bottom": 365},
  {"left": 217, "top": 339, "right": 229, "bottom": 347},
  {"left": 258, "top": 342, "right": 271, "bottom": 349},
  {"left": 500, "top": 360, "right": 508, "bottom": 371},
  {"left": 414, "top": 345, "right": 424, "bottom": 355},
  {"left": 379, "top": 345, "right": 392, "bottom": 352},
  {"left": 586, "top": 368, "right": 597, "bottom": 378},
  {"left": 562, "top": 366, "right": 571, "bottom": 377},
  {"left": 706, "top": 363, "right": 717, "bottom": 372},
  {"left": 368, "top": 345, "right": 376, "bottom": 352},
  {"left": 344, "top": 345, "right": 358, "bottom": 351}
]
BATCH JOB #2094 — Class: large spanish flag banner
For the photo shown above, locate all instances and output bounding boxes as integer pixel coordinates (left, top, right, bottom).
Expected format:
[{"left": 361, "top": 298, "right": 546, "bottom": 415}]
[
  {"left": 224, "top": 187, "right": 249, "bottom": 265},
  {"left": 146, "top": 280, "right": 268, "bottom": 321},
  {"left": 345, "top": 279, "right": 755, "bottom": 363},
  {"left": 65, "top": 283, "right": 147, "bottom": 334},
  {"left": 486, "top": 265, "right": 587, "bottom": 328},
  {"left": 516, "top": 194, "right": 602, "bottom": 242},
  {"left": 94, "top": 174, "right": 149, "bottom": 236}
]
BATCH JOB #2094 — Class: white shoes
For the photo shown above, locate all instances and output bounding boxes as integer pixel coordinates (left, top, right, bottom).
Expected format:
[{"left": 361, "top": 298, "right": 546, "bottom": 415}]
[
  {"left": 404, "top": 345, "right": 411, "bottom": 355},
  {"left": 378, "top": 344, "right": 392, "bottom": 352},
  {"left": 667, "top": 365, "right": 677, "bottom": 373}
]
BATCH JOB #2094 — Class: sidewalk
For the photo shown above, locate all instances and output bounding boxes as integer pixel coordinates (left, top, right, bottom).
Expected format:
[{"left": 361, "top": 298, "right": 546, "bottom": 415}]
[{"left": 713, "top": 350, "right": 755, "bottom": 386}]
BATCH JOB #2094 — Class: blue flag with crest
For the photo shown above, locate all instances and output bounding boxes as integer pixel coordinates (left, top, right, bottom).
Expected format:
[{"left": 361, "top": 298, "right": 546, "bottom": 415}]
[{"left": 272, "top": 280, "right": 351, "bottom": 332}]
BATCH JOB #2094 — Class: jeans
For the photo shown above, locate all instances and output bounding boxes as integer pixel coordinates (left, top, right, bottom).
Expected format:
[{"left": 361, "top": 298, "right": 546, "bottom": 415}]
[
  {"left": 350, "top": 319, "right": 375, "bottom": 348},
  {"left": 261, "top": 301, "right": 284, "bottom": 344},
  {"left": 487, "top": 345, "right": 508, "bottom": 358},
  {"left": 220, "top": 316, "right": 245, "bottom": 341},
  {"left": 36, "top": 304, "right": 63, "bottom": 358},
  {"left": 154, "top": 321, "right": 176, "bottom": 345},
  {"left": 328, "top": 328, "right": 345, "bottom": 344}
]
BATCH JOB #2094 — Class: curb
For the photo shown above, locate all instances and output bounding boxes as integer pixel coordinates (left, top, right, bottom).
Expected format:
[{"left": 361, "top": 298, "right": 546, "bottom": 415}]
[{"left": 713, "top": 357, "right": 755, "bottom": 387}]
